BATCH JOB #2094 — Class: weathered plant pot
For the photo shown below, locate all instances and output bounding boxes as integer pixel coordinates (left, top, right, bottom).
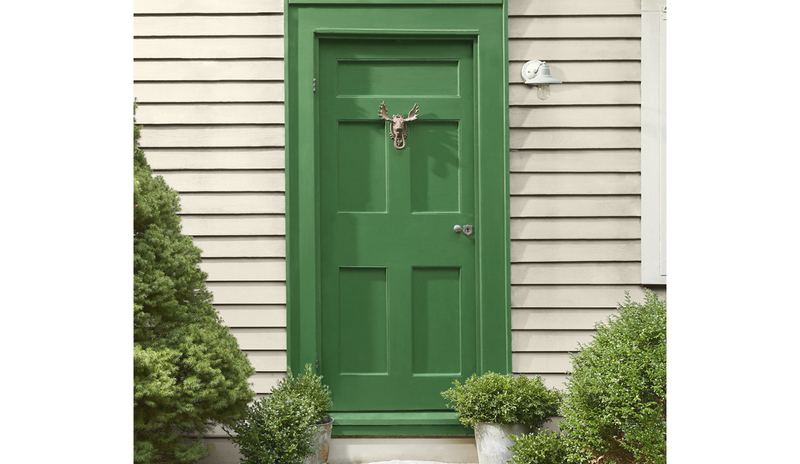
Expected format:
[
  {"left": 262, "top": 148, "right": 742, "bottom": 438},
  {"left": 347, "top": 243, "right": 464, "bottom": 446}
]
[
  {"left": 304, "top": 417, "right": 334, "bottom": 464},
  {"left": 474, "top": 422, "right": 529, "bottom": 464}
]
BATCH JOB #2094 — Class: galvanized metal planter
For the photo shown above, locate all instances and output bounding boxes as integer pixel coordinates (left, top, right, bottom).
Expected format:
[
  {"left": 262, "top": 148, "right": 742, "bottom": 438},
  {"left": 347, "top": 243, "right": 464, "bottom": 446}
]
[
  {"left": 473, "top": 422, "right": 529, "bottom": 464},
  {"left": 304, "top": 417, "right": 334, "bottom": 464}
]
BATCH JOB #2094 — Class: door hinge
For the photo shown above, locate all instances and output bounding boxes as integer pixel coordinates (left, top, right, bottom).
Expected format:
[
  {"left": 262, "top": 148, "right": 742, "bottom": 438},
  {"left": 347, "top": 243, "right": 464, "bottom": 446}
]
[
  {"left": 313, "top": 78, "right": 317, "bottom": 92},
  {"left": 315, "top": 359, "right": 319, "bottom": 370}
]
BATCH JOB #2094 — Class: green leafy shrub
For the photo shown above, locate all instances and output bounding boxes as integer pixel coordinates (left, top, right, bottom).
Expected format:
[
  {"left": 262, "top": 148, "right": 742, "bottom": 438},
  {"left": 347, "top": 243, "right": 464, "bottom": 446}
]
[
  {"left": 441, "top": 372, "right": 561, "bottom": 429},
  {"left": 278, "top": 364, "right": 333, "bottom": 425},
  {"left": 134, "top": 102, "right": 256, "bottom": 463},
  {"left": 510, "top": 430, "right": 592, "bottom": 464},
  {"left": 560, "top": 290, "right": 667, "bottom": 464},
  {"left": 224, "top": 365, "right": 332, "bottom": 464},
  {"left": 224, "top": 390, "right": 317, "bottom": 464}
]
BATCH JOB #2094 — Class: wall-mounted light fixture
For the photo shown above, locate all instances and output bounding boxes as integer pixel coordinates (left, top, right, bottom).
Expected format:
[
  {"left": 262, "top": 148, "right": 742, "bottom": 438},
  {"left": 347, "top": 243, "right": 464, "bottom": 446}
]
[{"left": 521, "top": 60, "right": 562, "bottom": 100}]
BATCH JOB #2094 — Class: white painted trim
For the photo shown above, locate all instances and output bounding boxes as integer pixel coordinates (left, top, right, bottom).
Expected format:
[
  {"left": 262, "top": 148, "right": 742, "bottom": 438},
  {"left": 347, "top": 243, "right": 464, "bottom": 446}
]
[{"left": 641, "top": 0, "right": 667, "bottom": 285}]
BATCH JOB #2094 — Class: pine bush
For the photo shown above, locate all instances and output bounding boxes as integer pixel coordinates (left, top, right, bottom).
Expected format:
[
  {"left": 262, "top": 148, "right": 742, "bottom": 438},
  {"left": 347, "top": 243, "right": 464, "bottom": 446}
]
[
  {"left": 560, "top": 290, "right": 667, "bottom": 464},
  {"left": 134, "top": 102, "right": 256, "bottom": 463}
]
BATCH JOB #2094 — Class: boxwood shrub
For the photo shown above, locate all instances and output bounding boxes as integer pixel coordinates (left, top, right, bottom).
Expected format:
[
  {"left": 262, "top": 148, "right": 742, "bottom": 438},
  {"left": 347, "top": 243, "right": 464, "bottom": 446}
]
[
  {"left": 510, "top": 430, "right": 592, "bottom": 464},
  {"left": 560, "top": 289, "right": 667, "bottom": 464},
  {"left": 441, "top": 372, "right": 561, "bottom": 429}
]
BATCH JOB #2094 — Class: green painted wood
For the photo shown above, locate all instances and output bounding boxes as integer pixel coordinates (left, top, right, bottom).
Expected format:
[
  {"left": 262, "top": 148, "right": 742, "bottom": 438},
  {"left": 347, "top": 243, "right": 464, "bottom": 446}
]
[
  {"left": 285, "top": 2, "right": 510, "bottom": 435},
  {"left": 289, "top": 0, "right": 500, "bottom": 4},
  {"left": 319, "top": 38, "right": 477, "bottom": 413}
]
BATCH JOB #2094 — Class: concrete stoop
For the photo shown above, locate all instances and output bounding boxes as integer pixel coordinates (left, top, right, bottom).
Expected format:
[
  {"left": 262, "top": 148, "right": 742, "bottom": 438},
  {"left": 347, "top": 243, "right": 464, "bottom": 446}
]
[
  {"left": 354, "top": 462, "right": 478, "bottom": 464},
  {"left": 328, "top": 437, "right": 478, "bottom": 464},
  {"left": 198, "top": 436, "right": 479, "bottom": 464}
]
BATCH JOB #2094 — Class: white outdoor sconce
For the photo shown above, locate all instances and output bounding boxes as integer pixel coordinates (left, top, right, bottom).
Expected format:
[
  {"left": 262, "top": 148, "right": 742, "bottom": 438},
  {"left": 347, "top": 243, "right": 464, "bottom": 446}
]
[{"left": 521, "top": 60, "right": 562, "bottom": 100}]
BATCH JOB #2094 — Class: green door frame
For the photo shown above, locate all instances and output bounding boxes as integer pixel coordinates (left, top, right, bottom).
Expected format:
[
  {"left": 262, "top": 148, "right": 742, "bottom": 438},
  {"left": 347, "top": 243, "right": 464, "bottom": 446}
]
[{"left": 285, "top": 0, "right": 510, "bottom": 435}]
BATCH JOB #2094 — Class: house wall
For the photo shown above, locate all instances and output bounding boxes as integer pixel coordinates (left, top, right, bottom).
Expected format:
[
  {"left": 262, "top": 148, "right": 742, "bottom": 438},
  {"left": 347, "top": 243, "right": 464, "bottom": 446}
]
[{"left": 134, "top": 0, "right": 662, "bottom": 461}]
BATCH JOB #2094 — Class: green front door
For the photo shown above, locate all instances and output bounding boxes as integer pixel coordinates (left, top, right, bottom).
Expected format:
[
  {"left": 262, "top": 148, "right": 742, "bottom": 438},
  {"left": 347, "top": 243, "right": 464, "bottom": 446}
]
[
  {"left": 318, "top": 39, "right": 476, "bottom": 414},
  {"left": 285, "top": 1, "right": 510, "bottom": 436}
]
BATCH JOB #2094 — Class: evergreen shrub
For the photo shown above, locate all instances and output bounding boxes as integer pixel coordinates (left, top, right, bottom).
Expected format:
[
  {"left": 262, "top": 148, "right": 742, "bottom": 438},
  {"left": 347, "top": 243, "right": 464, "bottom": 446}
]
[
  {"left": 441, "top": 372, "right": 561, "bottom": 429},
  {"left": 224, "top": 364, "right": 332, "bottom": 464},
  {"left": 560, "top": 290, "right": 667, "bottom": 464},
  {"left": 134, "top": 102, "right": 256, "bottom": 463},
  {"left": 509, "top": 430, "right": 592, "bottom": 464},
  {"left": 278, "top": 364, "right": 333, "bottom": 425}
]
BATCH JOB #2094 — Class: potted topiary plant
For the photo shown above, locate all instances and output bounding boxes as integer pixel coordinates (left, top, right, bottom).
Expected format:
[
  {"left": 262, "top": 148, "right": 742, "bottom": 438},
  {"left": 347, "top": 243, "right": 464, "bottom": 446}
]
[
  {"left": 441, "top": 372, "right": 561, "bottom": 464},
  {"left": 223, "top": 388, "right": 317, "bottom": 464},
  {"left": 224, "top": 364, "right": 334, "bottom": 464},
  {"left": 280, "top": 365, "right": 334, "bottom": 464}
]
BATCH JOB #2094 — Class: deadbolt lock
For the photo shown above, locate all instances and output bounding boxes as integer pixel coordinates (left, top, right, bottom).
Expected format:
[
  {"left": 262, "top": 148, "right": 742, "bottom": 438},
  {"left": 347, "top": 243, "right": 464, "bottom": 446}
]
[{"left": 463, "top": 225, "right": 474, "bottom": 236}]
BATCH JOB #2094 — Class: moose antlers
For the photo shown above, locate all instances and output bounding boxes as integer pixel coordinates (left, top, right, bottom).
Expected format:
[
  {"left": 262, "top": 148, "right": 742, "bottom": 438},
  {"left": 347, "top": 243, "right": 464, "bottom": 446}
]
[{"left": 379, "top": 101, "right": 419, "bottom": 150}]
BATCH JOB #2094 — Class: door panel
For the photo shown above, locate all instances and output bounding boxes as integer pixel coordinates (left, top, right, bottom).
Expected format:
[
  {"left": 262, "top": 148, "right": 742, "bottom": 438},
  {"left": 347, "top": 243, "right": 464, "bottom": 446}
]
[{"left": 319, "top": 38, "right": 476, "bottom": 413}]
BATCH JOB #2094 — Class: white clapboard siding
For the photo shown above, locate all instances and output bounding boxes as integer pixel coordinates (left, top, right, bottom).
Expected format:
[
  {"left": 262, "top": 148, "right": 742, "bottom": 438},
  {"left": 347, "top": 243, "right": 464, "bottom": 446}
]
[
  {"left": 508, "top": 0, "right": 640, "bottom": 16},
  {"left": 181, "top": 215, "right": 286, "bottom": 236},
  {"left": 510, "top": 240, "right": 640, "bottom": 263},
  {"left": 244, "top": 351, "right": 288, "bottom": 372},
  {"left": 134, "top": 16, "right": 283, "bottom": 36},
  {"left": 135, "top": 60, "right": 284, "bottom": 82},
  {"left": 250, "top": 373, "right": 285, "bottom": 394},
  {"left": 134, "top": 83, "right": 284, "bottom": 103},
  {"left": 179, "top": 193, "right": 285, "bottom": 214},
  {"left": 529, "top": 374, "right": 570, "bottom": 391},
  {"left": 510, "top": 196, "right": 641, "bottom": 217},
  {"left": 134, "top": 0, "right": 283, "bottom": 14},
  {"left": 510, "top": 173, "right": 641, "bottom": 195},
  {"left": 217, "top": 306, "right": 287, "bottom": 327},
  {"left": 134, "top": 0, "right": 290, "bottom": 420},
  {"left": 208, "top": 282, "right": 286, "bottom": 305},
  {"left": 511, "top": 218, "right": 641, "bottom": 240},
  {"left": 510, "top": 83, "right": 640, "bottom": 106},
  {"left": 512, "top": 330, "right": 595, "bottom": 352},
  {"left": 510, "top": 150, "right": 641, "bottom": 173},
  {"left": 510, "top": 128, "right": 641, "bottom": 150},
  {"left": 511, "top": 262, "right": 641, "bottom": 285},
  {"left": 509, "top": 61, "right": 640, "bottom": 83},
  {"left": 230, "top": 328, "right": 287, "bottom": 350},
  {"left": 510, "top": 106, "right": 640, "bottom": 128},
  {"left": 195, "top": 237, "right": 286, "bottom": 258},
  {"left": 139, "top": 126, "right": 285, "bottom": 148},
  {"left": 136, "top": 104, "right": 285, "bottom": 125},
  {"left": 134, "top": 38, "right": 284, "bottom": 59},
  {"left": 144, "top": 149, "right": 285, "bottom": 170},
  {"left": 511, "top": 285, "right": 647, "bottom": 309},
  {"left": 509, "top": 39, "right": 640, "bottom": 61},
  {"left": 201, "top": 258, "right": 287, "bottom": 281},
  {"left": 511, "top": 308, "right": 619, "bottom": 330},
  {"left": 513, "top": 353, "right": 575, "bottom": 373},
  {"left": 158, "top": 171, "right": 285, "bottom": 192},
  {"left": 509, "top": 16, "right": 640, "bottom": 38}
]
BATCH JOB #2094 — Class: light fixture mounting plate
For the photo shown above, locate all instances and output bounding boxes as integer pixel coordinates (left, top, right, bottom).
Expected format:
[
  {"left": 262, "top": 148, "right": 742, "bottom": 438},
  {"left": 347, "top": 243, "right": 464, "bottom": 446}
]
[{"left": 520, "top": 60, "right": 544, "bottom": 82}]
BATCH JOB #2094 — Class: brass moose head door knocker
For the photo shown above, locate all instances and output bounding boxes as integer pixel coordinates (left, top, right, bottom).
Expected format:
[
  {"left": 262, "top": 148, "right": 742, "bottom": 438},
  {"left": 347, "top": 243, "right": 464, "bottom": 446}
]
[{"left": 379, "top": 101, "right": 419, "bottom": 150}]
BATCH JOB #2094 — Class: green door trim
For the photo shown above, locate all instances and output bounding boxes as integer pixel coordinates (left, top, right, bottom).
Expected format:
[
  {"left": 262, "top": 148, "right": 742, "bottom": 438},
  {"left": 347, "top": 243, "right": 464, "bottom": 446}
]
[{"left": 286, "top": 1, "right": 510, "bottom": 436}]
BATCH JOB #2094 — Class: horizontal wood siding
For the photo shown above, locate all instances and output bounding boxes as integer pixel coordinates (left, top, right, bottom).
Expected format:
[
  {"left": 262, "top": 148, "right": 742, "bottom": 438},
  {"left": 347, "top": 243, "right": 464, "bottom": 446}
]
[
  {"left": 134, "top": 0, "right": 286, "bottom": 396},
  {"left": 508, "top": 0, "right": 647, "bottom": 391},
  {"left": 133, "top": 0, "right": 658, "bottom": 402}
]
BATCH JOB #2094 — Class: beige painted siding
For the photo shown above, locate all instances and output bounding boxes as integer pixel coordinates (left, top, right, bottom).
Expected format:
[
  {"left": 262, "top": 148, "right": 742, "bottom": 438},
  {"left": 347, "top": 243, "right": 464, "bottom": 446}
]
[
  {"left": 134, "top": 0, "right": 658, "bottom": 415},
  {"left": 508, "top": 0, "right": 650, "bottom": 390},
  {"left": 133, "top": 0, "right": 286, "bottom": 399}
]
